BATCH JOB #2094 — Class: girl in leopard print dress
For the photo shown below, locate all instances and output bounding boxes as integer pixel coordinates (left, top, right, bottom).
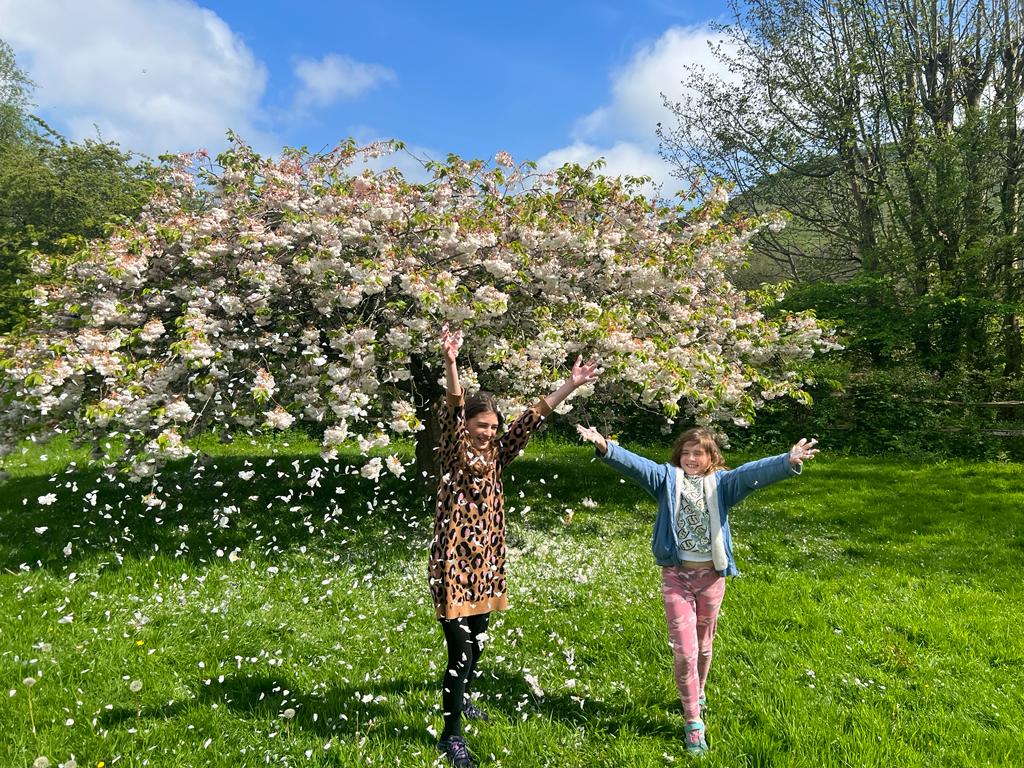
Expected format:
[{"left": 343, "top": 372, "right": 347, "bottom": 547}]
[{"left": 430, "top": 324, "right": 599, "bottom": 767}]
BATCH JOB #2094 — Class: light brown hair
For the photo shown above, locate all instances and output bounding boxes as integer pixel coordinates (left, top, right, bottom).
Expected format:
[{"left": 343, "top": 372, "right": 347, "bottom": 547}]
[{"left": 670, "top": 427, "right": 727, "bottom": 473}]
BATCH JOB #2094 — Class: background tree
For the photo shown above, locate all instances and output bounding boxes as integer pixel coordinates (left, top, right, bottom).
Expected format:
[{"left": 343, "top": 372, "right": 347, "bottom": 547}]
[
  {"left": 0, "top": 37, "right": 155, "bottom": 333},
  {"left": 0, "top": 39, "right": 33, "bottom": 144},
  {"left": 660, "top": 0, "right": 1023, "bottom": 365},
  {"left": 660, "top": 0, "right": 1024, "bottom": 452},
  {"left": 0, "top": 139, "right": 836, "bottom": 484}
]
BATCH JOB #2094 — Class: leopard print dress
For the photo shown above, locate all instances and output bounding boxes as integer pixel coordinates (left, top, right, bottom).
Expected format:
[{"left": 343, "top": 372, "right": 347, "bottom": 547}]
[{"left": 428, "top": 393, "right": 551, "bottom": 620}]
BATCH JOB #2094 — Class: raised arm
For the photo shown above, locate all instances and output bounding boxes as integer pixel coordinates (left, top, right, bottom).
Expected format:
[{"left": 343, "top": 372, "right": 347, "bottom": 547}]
[
  {"left": 541, "top": 356, "right": 602, "bottom": 412},
  {"left": 437, "top": 324, "right": 468, "bottom": 473},
  {"left": 494, "top": 355, "right": 601, "bottom": 469},
  {"left": 440, "top": 323, "right": 463, "bottom": 398}
]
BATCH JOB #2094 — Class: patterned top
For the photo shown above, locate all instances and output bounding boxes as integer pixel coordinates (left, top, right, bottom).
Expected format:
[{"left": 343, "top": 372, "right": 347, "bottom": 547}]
[
  {"left": 427, "top": 393, "right": 551, "bottom": 620},
  {"left": 675, "top": 472, "right": 712, "bottom": 559}
]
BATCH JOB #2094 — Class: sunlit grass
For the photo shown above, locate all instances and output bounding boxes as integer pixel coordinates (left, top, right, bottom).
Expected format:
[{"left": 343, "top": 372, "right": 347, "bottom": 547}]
[{"left": 1, "top": 437, "right": 1021, "bottom": 767}]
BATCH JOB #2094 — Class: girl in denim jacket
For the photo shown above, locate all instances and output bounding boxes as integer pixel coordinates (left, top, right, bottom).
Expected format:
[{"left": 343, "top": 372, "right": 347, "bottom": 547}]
[{"left": 576, "top": 424, "right": 818, "bottom": 756}]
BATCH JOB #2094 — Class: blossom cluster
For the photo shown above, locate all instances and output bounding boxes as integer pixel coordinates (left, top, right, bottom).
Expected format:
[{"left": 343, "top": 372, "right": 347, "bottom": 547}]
[{"left": 0, "top": 138, "right": 836, "bottom": 478}]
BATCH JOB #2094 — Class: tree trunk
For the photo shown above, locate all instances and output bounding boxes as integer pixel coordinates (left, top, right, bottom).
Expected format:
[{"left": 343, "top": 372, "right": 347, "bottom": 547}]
[
  {"left": 414, "top": 397, "right": 442, "bottom": 489},
  {"left": 408, "top": 352, "right": 445, "bottom": 490},
  {"left": 999, "top": 21, "right": 1023, "bottom": 376},
  {"left": 1003, "top": 311, "right": 1022, "bottom": 377}
]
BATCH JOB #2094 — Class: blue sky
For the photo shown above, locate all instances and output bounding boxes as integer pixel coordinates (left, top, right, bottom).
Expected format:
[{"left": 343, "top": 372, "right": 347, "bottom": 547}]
[{"left": 1, "top": 0, "right": 732, "bottom": 190}]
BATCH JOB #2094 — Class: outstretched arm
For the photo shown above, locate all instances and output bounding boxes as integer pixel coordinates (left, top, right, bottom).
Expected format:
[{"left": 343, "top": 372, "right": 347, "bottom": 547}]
[
  {"left": 494, "top": 357, "right": 600, "bottom": 469},
  {"left": 576, "top": 424, "right": 608, "bottom": 455},
  {"left": 440, "top": 323, "right": 463, "bottom": 398},
  {"left": 718, "top": 437, "right": 821, "bottom": 509},
  {"left": 577, "top": 424, "right": 665, "bottom": 498},
  {"left": 788, "top": 438, "right": 820, "bottom": 469},
  {"left": 542, "top": 356, "right": 602, "bottom": 411}
]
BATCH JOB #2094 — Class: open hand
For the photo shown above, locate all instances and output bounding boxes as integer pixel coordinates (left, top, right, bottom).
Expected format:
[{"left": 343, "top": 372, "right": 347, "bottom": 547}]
[
  {"left": 789, "top": 438, "right": 819, "bottom": 468},
  {"left": 569, "top": 356, "right": 602, "bottom": 389},
  {"left": 440, "top": 323, "right": 463, "bottom": 365},
  {"left": 576, "top": 424, "right": 608, "bottom": 455}
]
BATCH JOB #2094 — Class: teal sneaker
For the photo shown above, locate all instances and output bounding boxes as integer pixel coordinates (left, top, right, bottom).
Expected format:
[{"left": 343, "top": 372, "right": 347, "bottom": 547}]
[{"left": 684, "top": 719, "right": 708, "bottom": 756}]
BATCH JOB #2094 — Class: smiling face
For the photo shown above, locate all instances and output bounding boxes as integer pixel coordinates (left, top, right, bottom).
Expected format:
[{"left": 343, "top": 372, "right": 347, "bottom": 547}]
[
  {"left": 678, "top": 440, "right": 713, "bottom": 476},
  {"left": 466, "top": 410, "right": 500, "bottom": 450},
  {"left": 670, "top": 427, "right": 724, "bottom": 476}
]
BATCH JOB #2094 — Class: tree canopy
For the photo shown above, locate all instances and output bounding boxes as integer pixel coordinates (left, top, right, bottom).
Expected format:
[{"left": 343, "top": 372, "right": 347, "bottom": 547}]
[
  {"left": 0, "top": 138, "right": 835, "bottom": 481},
  {"left": 660, "top": 0, "right": 1024, "bottom": 444}
]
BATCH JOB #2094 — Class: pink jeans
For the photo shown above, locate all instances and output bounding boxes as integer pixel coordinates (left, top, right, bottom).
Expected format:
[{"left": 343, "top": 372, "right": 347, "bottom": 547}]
[{"left": 661, "top": 565, "right": 726, "bottom": 721}]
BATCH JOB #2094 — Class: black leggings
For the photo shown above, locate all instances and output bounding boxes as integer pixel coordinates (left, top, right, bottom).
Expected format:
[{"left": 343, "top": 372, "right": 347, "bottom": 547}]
[{"left": 439, "top": 612, "right": 490, "bottom": 739}]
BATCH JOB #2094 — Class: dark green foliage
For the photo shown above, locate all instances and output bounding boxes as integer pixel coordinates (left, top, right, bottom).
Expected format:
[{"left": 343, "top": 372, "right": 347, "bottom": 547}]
[
  {"left": 662, "top": 0, "right": 1024, "bottom": 455},
  {"left": 0, "top": 39, "right": 33, "bottom": 145},
  {"left": 0, "top": 135, "right": 156, "bottom": 331},
  {"left": 0, "top": 38, "right": 156, "bottom": 332},
  {"left": 736, "top": 280, "right": 1024, "bottom": 457}
]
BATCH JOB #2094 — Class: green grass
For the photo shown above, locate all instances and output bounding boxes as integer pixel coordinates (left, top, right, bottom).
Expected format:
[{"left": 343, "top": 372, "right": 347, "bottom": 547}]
[{"left": 0, "top": 435, "right": 1022, "bottom": 767}]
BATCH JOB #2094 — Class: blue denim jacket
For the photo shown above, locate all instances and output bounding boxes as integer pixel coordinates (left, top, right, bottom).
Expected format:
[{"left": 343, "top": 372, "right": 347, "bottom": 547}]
[{"left": 598, "top": 441, "right": 800, "bottom": 576}]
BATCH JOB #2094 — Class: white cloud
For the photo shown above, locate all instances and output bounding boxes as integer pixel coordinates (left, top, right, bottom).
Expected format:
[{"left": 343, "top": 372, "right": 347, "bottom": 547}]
[
  {"left": 537, "top": 140, "right": 678, "bottom": 194},
  {"left": 575, "top": 25, "right": 733, "bottom": 143},
  {"left": 0, "top": 0, "right": 273, "bottom": 157},
  {"left": 294, "top": 54, "right": 396, "bottom": 108},
  {"left": 540, "top": 24, "right": 736, "bottom": 198}
]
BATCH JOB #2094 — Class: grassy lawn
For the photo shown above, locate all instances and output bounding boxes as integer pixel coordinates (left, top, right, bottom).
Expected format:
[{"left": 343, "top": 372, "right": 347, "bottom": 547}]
[{"left": 0, "top": 435, "right": 1021, "bottom": 767}]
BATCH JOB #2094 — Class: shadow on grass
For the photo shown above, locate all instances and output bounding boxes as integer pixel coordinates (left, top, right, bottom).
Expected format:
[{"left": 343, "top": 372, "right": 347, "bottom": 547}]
[
  {"left": 0, "top": 445, "right": 647, "bottom": 576},
  {"left": 5, "top": 445, "right": 1021, "bottom": 585},
  {"left": 100, "top": 673, "right": 441, "bottom": 749},
  {"left": 473, "top": 668, "right": 681, "bottom": 738},
  {"left": 0, "top": 451, "right": 428, "bottom": 574},
  {"left": 99, "top": 667, "right": 682, "bottom": 746}
]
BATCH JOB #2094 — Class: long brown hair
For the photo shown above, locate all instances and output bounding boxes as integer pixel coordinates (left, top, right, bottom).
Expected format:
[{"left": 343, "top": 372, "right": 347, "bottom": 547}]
[
  {"left": 465, "top": 391, "right": 505, "bottom": 431},
  {"left": 670, "top": 427, "right": 727, "bottom": 473}
]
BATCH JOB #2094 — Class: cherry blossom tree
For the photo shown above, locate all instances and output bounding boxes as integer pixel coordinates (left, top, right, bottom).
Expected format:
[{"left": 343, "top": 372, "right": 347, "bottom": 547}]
[{"left": 0, "top": 137, "right": 837, "bottom": 484}]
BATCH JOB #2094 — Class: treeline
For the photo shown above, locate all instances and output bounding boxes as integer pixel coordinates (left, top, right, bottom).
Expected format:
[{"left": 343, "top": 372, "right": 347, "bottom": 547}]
[
  {"left": 5, "top": 8, "right": 1024, "bottom": 457},
  {"left": 661, "top": 0, "right": 1024, "bottom": 457},
  {"left": 0, "top": 40, "right": 155, "bottom": 332}
]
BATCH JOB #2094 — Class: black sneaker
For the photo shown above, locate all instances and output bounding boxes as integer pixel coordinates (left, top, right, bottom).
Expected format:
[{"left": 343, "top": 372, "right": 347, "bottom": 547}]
[
  {"left": 463, "top": 698, "right": 489, "bottom": 722},
  {"left": 438, "top": 735, "right": 478, "bottom": 767}
]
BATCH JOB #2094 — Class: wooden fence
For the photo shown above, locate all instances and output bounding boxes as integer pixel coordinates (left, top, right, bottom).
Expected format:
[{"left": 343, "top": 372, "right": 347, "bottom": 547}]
[{"left": 911, "top": 400, "right": 1024, "bottom": 437}]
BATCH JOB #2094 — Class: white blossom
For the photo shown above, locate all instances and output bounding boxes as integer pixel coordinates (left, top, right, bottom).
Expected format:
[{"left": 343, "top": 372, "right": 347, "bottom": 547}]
[
  {"left": 360, "top": 457, "right": 383, "bottom": 481},
  {"left": 164, "top": 398, "right": 194, "bottom": 422},
  {"left": 264, "top": 406, "right": 295, "bottom": 430}
]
